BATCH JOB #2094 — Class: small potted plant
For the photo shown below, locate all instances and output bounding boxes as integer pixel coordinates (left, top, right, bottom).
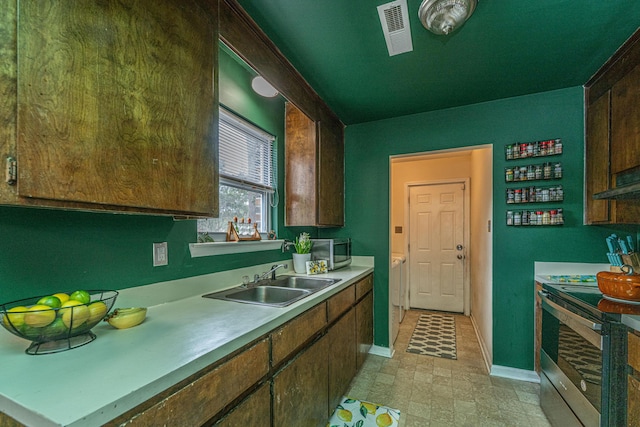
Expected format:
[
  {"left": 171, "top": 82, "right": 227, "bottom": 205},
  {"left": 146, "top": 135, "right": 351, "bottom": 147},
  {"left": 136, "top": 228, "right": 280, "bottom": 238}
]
[{"left": 292, "top": 232, "right": 312, "bottom": 273}]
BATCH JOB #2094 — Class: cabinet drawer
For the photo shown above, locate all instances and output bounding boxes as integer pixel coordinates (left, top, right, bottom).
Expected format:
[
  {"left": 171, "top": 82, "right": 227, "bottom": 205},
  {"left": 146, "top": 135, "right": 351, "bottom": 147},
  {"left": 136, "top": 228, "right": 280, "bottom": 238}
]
[
  {"left": 355, "top": 274, "right": 373, "bottom": 301},
  {"left": 121, "top": 338, "right": 269, "bottom": 426},
  {"left": 271, "top": 303, "right": 327, "bottom": 366},
  {"left": 214, "top": 382, "right": 271, "bottom": 427},
  {"left": 327, "top": 285, "right": 355, "bottom": 323},
  {"left": 629, "top": 331, "right": 640, "bottom": 372}
]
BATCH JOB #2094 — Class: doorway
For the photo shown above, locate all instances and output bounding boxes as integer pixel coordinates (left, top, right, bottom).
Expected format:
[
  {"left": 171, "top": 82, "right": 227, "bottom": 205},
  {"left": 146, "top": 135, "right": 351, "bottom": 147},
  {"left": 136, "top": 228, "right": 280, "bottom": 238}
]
[
  {"left": 408, "top": 181, "right": 467, "bottom": 313},
  {"left": 389, "top": 146, "right": 493, "bottom": 365}
]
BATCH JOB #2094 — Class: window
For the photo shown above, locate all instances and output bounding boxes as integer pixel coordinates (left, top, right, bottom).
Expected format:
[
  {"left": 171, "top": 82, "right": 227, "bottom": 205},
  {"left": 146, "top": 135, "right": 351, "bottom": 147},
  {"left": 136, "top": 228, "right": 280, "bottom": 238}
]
[{"left": 197, "top": 108, "right": 276, "bottom": 237}]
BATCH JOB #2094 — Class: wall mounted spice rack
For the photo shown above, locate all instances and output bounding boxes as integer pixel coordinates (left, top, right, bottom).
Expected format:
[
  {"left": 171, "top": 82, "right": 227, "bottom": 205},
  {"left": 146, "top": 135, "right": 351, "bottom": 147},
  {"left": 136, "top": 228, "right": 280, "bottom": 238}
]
[
  {"left": 506, "top": 185, "right": 564, "bottom": 204},
  {"left": 504, "top": 139, "right": 565, "bottom": 227},
  {"left": 505, "top": 162, "right": 562, "bottom": 182},
  {"left": 505, "top": 138, "right": 563, "bottom": 160},
  {"left": 506, "top": 209, "right": 564, "bottom": 226}
]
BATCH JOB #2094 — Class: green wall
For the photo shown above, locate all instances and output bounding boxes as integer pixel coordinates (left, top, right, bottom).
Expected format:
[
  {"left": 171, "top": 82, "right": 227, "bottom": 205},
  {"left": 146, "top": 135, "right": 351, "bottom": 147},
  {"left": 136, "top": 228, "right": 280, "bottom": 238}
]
[
  {"left": 0, "top": 47, "right": 298, "bottom": 303},
  {"left": 331, "top": 86, "right": 637, "bottom": 370}
]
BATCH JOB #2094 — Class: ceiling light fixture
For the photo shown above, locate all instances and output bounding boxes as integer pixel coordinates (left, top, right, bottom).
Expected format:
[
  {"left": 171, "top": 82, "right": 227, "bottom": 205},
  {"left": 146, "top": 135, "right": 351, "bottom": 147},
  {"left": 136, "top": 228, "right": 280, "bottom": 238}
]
[
  {"left": 251, "top": 76, "right": 279, "bottom": 98},
  {"left": 418, "top": 0, "right": 477, "bottom": 35}
]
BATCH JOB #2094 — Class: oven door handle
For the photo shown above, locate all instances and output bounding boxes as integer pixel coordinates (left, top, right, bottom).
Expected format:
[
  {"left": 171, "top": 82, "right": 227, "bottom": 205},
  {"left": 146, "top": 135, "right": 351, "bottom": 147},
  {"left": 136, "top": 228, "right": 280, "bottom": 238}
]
[{"left": 538, "top": 290, "right": 603, "bottom": 350}]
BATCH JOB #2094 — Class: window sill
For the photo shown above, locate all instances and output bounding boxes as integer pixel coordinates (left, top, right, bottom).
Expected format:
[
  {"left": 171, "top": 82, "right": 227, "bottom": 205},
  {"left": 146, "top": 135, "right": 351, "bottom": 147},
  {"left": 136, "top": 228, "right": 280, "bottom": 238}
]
[{"left": 189, "top": 240, "right": 285, "bottom": 258}]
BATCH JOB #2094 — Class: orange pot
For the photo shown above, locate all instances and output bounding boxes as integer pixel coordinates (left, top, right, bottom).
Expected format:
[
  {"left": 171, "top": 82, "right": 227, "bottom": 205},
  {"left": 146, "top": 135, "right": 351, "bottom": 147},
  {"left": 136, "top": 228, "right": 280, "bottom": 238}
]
[{"left": 597, "top": 270, "right": 640, "bottom": 301}]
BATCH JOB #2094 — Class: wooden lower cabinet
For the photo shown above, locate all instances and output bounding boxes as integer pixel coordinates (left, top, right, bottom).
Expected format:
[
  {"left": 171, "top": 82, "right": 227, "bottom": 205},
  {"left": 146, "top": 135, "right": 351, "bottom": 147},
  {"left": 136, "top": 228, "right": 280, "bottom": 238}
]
[
  {"left": 273, "top": 334, "right": 330, "bottom": 427},
  {"left": 328, "top": 309, "right": 357, "bottom": 412},
  {"left": 356, "top": 291, "right": 374, "bottom": 370},
  {"left": 214, "top": 383, "right": 271, "bottom": 427}
]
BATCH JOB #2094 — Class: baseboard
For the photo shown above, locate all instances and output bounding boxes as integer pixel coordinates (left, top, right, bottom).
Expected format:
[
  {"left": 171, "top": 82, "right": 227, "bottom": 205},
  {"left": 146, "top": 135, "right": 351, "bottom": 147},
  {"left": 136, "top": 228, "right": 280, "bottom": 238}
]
[
  {"left": 490, "top": 364, "right": 540, "bottom": 383},
  {"left": 368, "top": 344, "right": 394, "bottom": 358},
  {"left": 469, "top": 314, "right": 492, "bottom": 374}
]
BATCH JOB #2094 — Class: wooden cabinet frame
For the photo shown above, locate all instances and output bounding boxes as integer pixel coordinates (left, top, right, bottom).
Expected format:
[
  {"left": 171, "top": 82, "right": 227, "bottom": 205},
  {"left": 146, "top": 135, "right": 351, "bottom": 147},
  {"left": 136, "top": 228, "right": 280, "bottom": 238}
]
[{"left": 220, "top": 0, "right": 345, "bottom": 227}]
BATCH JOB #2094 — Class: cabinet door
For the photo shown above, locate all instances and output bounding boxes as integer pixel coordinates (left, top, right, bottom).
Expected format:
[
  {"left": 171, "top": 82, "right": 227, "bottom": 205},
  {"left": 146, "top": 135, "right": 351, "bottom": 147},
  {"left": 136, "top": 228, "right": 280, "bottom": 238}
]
[
  {"left": 273, "top": 335, "right": 329, "bottom": 427},
  {"left": 585, "top": 92, "right": 611, "bottom": 224},
  {"left": 356, "top": 291, "right": 373, "bottom": 370},
  {"left": 16, "top": 0, "right": 218, "bottom": 216},
  {"left": 629, "top": 375, "right": 640, "bottom": 427},
  {"left": 327, "top": 309, "right": 356, "bottom": 413},
  {"left": 611, "top": 64, "right": 640, "bottom": 175},
  {"left": 214, "top": 383, "right": 271, "bottom": 427},
  {"left": 317, "top": 116, "right": 344, "bottom": 226},
  {"left": 285, "top": 102, "right": 317, "bottom": 226}
]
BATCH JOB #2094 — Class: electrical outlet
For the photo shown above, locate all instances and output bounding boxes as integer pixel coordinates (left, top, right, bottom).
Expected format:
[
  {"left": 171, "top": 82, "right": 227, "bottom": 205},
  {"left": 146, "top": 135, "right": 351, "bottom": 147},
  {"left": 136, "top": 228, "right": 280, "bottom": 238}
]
[{"left": 153, "top": 242, "right": 168, "bottom": 267}]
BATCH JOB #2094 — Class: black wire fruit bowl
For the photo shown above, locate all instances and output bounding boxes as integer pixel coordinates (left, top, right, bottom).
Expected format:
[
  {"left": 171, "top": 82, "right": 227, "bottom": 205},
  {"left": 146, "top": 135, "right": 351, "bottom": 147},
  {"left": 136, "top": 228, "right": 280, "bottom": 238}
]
[{"left": 0, "top": 290, "right": 118, "bottom": 355}]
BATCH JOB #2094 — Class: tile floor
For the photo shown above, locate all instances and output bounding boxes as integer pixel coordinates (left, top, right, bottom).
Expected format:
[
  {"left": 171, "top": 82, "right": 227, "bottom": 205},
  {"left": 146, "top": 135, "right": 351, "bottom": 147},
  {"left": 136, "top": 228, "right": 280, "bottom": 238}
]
[{"left": 346, "top": 310, "right": 552, "bottom": 427}]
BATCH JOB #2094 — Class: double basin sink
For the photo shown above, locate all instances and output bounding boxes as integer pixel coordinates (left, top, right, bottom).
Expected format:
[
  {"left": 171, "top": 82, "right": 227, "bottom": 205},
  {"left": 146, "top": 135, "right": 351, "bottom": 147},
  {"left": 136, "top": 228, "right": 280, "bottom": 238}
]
[{"left": 203, "top": 276, "right": 341, "bottom": 307}]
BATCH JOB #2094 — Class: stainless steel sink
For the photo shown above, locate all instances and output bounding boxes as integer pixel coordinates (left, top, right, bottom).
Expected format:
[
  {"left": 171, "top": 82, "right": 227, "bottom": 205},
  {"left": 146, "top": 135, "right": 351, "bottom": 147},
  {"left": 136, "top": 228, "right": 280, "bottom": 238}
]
[
  {"left": 203, "top": 276, "right": 341, "bottom": 307},
  {"left": 263, "top": 276, "right": 340, "bottom": 291}
]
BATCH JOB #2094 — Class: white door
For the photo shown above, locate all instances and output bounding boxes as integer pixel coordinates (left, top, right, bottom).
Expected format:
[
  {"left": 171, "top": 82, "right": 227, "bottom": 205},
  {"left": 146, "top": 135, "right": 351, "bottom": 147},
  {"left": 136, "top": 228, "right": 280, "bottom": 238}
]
[{"left": 409, "top": 182, "right": 465, "bottom": 312}]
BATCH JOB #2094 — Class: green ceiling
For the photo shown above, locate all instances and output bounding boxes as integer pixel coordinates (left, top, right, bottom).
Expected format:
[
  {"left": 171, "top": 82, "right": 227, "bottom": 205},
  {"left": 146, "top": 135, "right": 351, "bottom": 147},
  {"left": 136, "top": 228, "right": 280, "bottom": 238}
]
[{"left": 236, "top": 0, "right": 640, "bottom": 125}]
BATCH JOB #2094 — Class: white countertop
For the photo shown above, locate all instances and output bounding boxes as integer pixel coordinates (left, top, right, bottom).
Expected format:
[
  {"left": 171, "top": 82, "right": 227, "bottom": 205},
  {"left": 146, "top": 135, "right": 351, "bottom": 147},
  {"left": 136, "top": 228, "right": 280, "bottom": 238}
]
[{"left": 0, "top": 261, "right": 374, "bottom": 426}]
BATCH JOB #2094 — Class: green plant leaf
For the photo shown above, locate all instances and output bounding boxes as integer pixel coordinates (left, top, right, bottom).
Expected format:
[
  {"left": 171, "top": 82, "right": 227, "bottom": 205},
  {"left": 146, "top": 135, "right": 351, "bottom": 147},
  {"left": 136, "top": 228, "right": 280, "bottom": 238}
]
[
  {"left": 359, "top": 404, "right": 368, "bottom": 418},
  {"left": 355, "top": 420, "right": 364, "bottom": 427},
  {"left": 343, "top": 398, "right": 356, "bottom": 404}
]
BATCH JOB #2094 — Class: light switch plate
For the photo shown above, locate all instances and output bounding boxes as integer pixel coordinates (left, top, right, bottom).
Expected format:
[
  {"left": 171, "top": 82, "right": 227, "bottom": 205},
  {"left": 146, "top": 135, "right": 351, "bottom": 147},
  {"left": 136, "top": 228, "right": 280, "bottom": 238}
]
[{"left": 153, "top": 242, "right": 168, "bottom": 266}]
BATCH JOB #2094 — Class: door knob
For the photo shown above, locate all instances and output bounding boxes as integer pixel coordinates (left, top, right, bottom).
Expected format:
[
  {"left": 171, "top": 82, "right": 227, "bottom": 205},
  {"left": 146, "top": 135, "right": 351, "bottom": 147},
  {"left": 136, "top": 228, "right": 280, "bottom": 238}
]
[{"left": 456, "top": 244, "right": 463, "bottom": 251}]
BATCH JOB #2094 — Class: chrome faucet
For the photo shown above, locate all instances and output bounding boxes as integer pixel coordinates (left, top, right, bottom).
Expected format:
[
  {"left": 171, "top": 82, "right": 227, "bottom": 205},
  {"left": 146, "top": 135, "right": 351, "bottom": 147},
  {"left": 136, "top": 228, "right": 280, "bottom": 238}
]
[
  {"left": 254, "top": 263, "right": 288, "bottom": 282},
  {"left": 281, "top": 240, "right": 295, "bottom": 253}
]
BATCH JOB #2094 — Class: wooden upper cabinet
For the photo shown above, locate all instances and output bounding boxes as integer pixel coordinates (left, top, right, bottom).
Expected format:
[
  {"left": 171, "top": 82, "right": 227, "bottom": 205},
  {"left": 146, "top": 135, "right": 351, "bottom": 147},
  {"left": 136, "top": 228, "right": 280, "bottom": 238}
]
[
  {"left": 317, "top": 113, "right": 345, "bottom": 227},
  {"left": 585, "top": 91, "right": 611, "bottom": 224},
  {"left": 285, "top": 103, "right": 318, "bottom": 226},
  {"left": 584, "top": 28, "right": 640, "bottom": 224},
  {"left": 7, "top": 0, "right": 218, "bottom": 216},
  {"left": 611, "top": 64, "right": 640, "bottom": 175},
  {"left": 285, "top": 102, "right": 345, "bottom": 227}
]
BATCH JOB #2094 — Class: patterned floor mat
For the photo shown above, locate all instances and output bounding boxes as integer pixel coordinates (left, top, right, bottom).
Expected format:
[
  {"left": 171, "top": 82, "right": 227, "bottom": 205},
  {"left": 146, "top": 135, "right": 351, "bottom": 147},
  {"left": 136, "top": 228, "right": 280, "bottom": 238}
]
[
  {"left": 328, "top": 397, "right": 400, "bottom": 427},
  {"left": 406, "top": 312, "right": 457, "bottom": 359}
]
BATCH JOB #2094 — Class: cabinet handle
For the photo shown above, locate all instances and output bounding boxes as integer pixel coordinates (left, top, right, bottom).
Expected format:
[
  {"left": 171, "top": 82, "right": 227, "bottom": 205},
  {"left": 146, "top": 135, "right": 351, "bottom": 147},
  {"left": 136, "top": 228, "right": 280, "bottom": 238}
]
[{"left": 5, "top": 156, "right": 16, "bottom": 185}]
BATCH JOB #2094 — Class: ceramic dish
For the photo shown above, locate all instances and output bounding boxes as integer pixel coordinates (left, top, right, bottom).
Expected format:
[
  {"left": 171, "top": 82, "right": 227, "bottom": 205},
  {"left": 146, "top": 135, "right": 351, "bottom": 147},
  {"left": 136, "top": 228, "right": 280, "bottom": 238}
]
[{"left": 597, "top": 270, "right": 640, "bottom": 302}]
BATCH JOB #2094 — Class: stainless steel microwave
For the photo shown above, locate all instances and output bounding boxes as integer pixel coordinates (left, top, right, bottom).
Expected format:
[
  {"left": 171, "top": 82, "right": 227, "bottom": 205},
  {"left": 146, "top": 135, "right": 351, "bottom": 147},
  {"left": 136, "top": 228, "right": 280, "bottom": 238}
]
[{"left": 310, "top": 238, "right": 351, "bottom": 270}]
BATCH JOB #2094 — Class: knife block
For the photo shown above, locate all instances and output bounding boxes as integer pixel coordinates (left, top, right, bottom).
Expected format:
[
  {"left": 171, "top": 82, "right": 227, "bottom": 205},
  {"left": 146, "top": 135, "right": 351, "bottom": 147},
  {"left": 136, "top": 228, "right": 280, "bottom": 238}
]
[{"left": 622, "top": 253, "right": 640, "bottom": 272}]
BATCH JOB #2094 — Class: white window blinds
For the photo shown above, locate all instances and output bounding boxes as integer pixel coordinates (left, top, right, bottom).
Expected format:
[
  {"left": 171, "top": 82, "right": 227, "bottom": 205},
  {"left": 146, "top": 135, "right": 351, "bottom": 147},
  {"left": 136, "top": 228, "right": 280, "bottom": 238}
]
[{"left": 219, "top": 109, "right": 275, "bottom": 192}]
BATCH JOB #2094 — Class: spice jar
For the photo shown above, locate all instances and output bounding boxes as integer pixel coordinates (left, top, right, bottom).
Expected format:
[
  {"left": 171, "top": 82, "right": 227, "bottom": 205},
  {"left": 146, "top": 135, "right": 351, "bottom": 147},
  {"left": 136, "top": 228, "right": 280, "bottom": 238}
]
[
  {"left": 506, "top": 188, "right": 515, "bottom": 203},
  {"left": 506, "top": 168, "right": 514, "bottom": 182},
  {"left": 514, "top": 189, "right": 522, "bottom": 203},
  {"left": 506, "top": 211, "right": 514, "bottom": 226},
  {"left": 554, "top": 163, "right": 562, "bottom": 179},
  {"left": 514, "top": 211, "right": 522, "bottom": 225},
  {"left": 554, "top": 139, "right": 562, "bottom": 154}
]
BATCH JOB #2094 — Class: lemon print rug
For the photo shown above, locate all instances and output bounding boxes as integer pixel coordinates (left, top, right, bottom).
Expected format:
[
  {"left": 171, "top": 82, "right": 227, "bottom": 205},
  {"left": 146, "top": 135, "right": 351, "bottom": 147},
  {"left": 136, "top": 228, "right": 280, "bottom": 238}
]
[{"left": 328, "top": 397, "right": 400, "bottom": 427}]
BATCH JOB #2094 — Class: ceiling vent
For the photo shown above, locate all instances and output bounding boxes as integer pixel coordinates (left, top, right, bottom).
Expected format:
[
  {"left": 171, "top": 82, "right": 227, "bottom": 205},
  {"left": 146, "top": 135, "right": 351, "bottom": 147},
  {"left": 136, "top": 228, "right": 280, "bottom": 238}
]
[{"left": 377, "top": 0, "right": 413, "bottom": 56}]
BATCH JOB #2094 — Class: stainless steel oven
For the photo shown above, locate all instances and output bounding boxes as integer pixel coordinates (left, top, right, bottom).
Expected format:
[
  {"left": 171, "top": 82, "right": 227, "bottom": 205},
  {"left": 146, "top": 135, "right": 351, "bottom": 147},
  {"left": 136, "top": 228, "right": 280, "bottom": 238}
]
[{"left": 539, "top": 284, "right": 627, "bottom": 427}]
